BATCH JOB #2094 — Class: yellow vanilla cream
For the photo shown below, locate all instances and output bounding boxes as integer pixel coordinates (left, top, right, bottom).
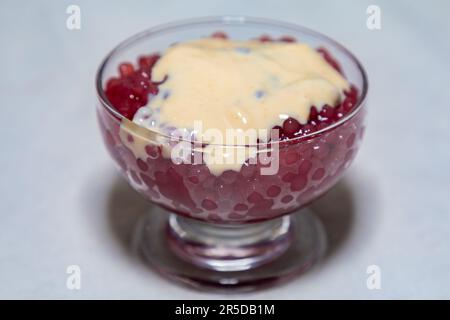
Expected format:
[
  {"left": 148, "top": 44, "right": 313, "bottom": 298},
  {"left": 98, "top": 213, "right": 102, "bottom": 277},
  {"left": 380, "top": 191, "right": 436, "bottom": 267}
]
[
  {"left": 148, "top": 38, "right": 348, "bottom": 136},
  {"left": 125, "top": 38, "right": 350, "bottom": 175}
]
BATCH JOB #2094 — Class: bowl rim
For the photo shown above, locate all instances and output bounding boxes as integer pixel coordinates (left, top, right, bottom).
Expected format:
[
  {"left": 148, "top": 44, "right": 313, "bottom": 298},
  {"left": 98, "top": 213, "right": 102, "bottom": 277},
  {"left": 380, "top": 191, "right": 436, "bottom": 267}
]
[{"left": 95, "top": 15, "right": 368, "bottom": 147}]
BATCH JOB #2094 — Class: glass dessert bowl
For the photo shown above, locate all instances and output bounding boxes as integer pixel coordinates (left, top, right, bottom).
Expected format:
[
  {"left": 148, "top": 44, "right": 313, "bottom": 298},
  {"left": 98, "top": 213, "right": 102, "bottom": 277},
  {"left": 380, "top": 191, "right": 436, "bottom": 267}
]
[{"left": 96, "top": 16, "right": 367, "bottom": 291}]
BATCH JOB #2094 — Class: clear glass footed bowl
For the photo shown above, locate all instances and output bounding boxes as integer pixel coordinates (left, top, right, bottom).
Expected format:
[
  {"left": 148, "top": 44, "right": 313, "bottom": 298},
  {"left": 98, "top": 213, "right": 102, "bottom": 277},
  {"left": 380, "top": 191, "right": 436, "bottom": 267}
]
[{"left": 96, "top": 16, "right": 367, "bottom": 291}]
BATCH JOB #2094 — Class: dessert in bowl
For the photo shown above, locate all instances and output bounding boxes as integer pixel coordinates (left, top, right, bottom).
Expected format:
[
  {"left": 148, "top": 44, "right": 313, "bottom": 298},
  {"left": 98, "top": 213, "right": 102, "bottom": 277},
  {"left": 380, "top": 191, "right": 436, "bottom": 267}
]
[{"left": 96, "top": 17, "right": 367, "bottom": 290}]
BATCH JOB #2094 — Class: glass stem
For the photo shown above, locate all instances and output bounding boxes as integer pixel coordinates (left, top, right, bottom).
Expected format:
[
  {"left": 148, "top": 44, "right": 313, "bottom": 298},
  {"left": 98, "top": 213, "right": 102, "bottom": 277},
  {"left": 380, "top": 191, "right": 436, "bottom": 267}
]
[{"left": 167, "top": 214, "right": 292, "bottom": 272}]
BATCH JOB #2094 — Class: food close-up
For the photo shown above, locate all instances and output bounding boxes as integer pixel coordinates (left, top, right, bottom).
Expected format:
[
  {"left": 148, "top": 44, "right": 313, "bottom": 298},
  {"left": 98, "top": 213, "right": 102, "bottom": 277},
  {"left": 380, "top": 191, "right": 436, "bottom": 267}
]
[
  {"left": 2, "top": 0, "right": 450, "bottom": 304},
  {"left": 96, "top": 18, "right": 367, "bottom": 290}
]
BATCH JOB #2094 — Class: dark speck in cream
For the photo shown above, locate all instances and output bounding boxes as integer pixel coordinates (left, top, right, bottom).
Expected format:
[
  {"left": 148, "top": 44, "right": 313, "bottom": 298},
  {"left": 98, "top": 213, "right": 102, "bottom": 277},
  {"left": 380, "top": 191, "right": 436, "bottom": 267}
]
[
  {"left": 254, "top": 90, "right": 266, "bottom": 99},
  {"left": 162, "top": 90, "right": 171, "bottom": 100}
]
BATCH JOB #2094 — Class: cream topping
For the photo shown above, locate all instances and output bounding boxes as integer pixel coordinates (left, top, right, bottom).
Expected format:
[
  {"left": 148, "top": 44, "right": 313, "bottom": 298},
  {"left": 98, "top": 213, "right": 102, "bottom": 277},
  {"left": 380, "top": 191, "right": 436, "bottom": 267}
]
[
  {"left": 126, "top": 38, "right": 350, "bottom": 175},
  {"left": 145, "top": 38, "right": 348, "bottom": 138}
]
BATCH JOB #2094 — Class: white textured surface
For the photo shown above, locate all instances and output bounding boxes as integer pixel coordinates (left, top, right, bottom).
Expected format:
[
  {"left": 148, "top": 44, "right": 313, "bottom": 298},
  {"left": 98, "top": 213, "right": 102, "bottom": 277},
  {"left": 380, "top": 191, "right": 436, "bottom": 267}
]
[{"left": 1, "top": 0, "right": 449, "bottom": 299}]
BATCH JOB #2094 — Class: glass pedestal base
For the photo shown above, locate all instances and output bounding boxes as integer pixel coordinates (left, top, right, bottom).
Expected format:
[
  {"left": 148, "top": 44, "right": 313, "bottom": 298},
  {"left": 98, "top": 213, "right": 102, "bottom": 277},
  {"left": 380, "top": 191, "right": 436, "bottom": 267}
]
[{"left": 135, "top": 207, "right": 326, "bottom": 292}]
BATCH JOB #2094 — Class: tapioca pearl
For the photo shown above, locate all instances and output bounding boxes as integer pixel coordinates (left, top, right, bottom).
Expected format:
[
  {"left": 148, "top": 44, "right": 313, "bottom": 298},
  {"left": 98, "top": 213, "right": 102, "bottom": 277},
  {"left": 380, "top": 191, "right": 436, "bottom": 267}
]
[
  {"left": 138, "top": 54, "right": 160, "bottom": 71},
  {"left": 136, "top": 158, "right": 148, "bottom": 171},
  {"left": 145, "top": 145, "right": 160, "bottom": 159},
  {"left": 298, "top": 159, "right": 312, "bottom": 176},
  {"left": 326, "top": 141, "right": 338, "bottom": 156},
  {"left": 202, "top": 176, "right": 215, "bottom": 189},
  {"left": 216, "top": 182, "right": 233, "bottom": 198},
  {"left": 343, "top": 96, "right": 356, "bottom": 112},
  {"left": 234, "top": 203, "right": 248, "bottom": 211},
  {"left": 302, "top": 123, "right": 317, "bottom": 134},
  {"left": 258, "top": 151, "right": 276, "bottom": 168},
  {"left": 281, "top": 195, "right": 294, "bottom": 204},
  {"left": 324, "top": 130, "right": 342, "bottom": 145},
  {"left": 297, "top": 142, "right": 314, "bottom": 158},
  {"left": 252, "top": 180, "right": 267, "bottom": 195},
  {"left": 282, "top": 118, "right": 301, "bottom": 138},
  {"left": 282, "top": 172, "right": 296, "bottom": 182},
  {"left": 241, "top": 164, "right": 256, "bottom": 178},
  {"left": 319, "top": 105, "right": 335, "bottom": 122},
  {"left": 105, "top": 73, "right": 153, "bottom": 120},
  {"left": 344, "top": 85, "right": 358, "bottom": 98},
  {"left": 312, "top": 143, "right": 330, "bottom": 160},
  {"left": 346, "top": 133, "right": 356, "bottom": 148},
  {"left": 188, "top": 186, "right": 201, "bottom": 202},
  {"left": 247, "top": 199, "right": 275, "bottom": 217},
  {"left": 202, "top": 199, "right": 218, "bottom": 210},
  {"left": 233, "top": 177, "right": 253, "bottom": 196},
  {"left": 279, "top": 35, "right": 296, "bottom": 43},
  {"left": 119, "top": 62, "right": 134, "bottom": 77},
  {"left": 343, "top": 126, "right": 357, "bottom": 141},
  {"left": 247, "top": 192, "right": 264, "bottom": 204},
  {"left": 266, "top": 185, "right": 281, "bottom": 198},
  {"left": 140, "top": 173, "right": 155, "bottom": 187},
  {"left": 291, "top": 175, "right": 307, "bottom": 192},
  {"left": 334, "top": 104, "right": 345, "bottom": 119},
  {"left": 307, "top": 106, "right": 319, "bottom": 122},
  {"left": 187, "top": 165, "right": 209, "bottom": 184},
  {"left": 188, "top": 176, "right": 199, "bottom": 184},
  {"left": 312, "top": 168, "right": 326, "bottom": 181},
  {"left": 211, "top": 31, "right": 228, "bottom": 39},
  {"left": 259, "top": 34, "right": 273, "bottom": 42},
  {"left": 220, "top": 170, "right": 239, "bottom": 184},
  {"left": 129, "top": 170, "right": 142, "bottom": 184},
  {"left": 284, "top": 152, "right": 299, "bottom": 165}
]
